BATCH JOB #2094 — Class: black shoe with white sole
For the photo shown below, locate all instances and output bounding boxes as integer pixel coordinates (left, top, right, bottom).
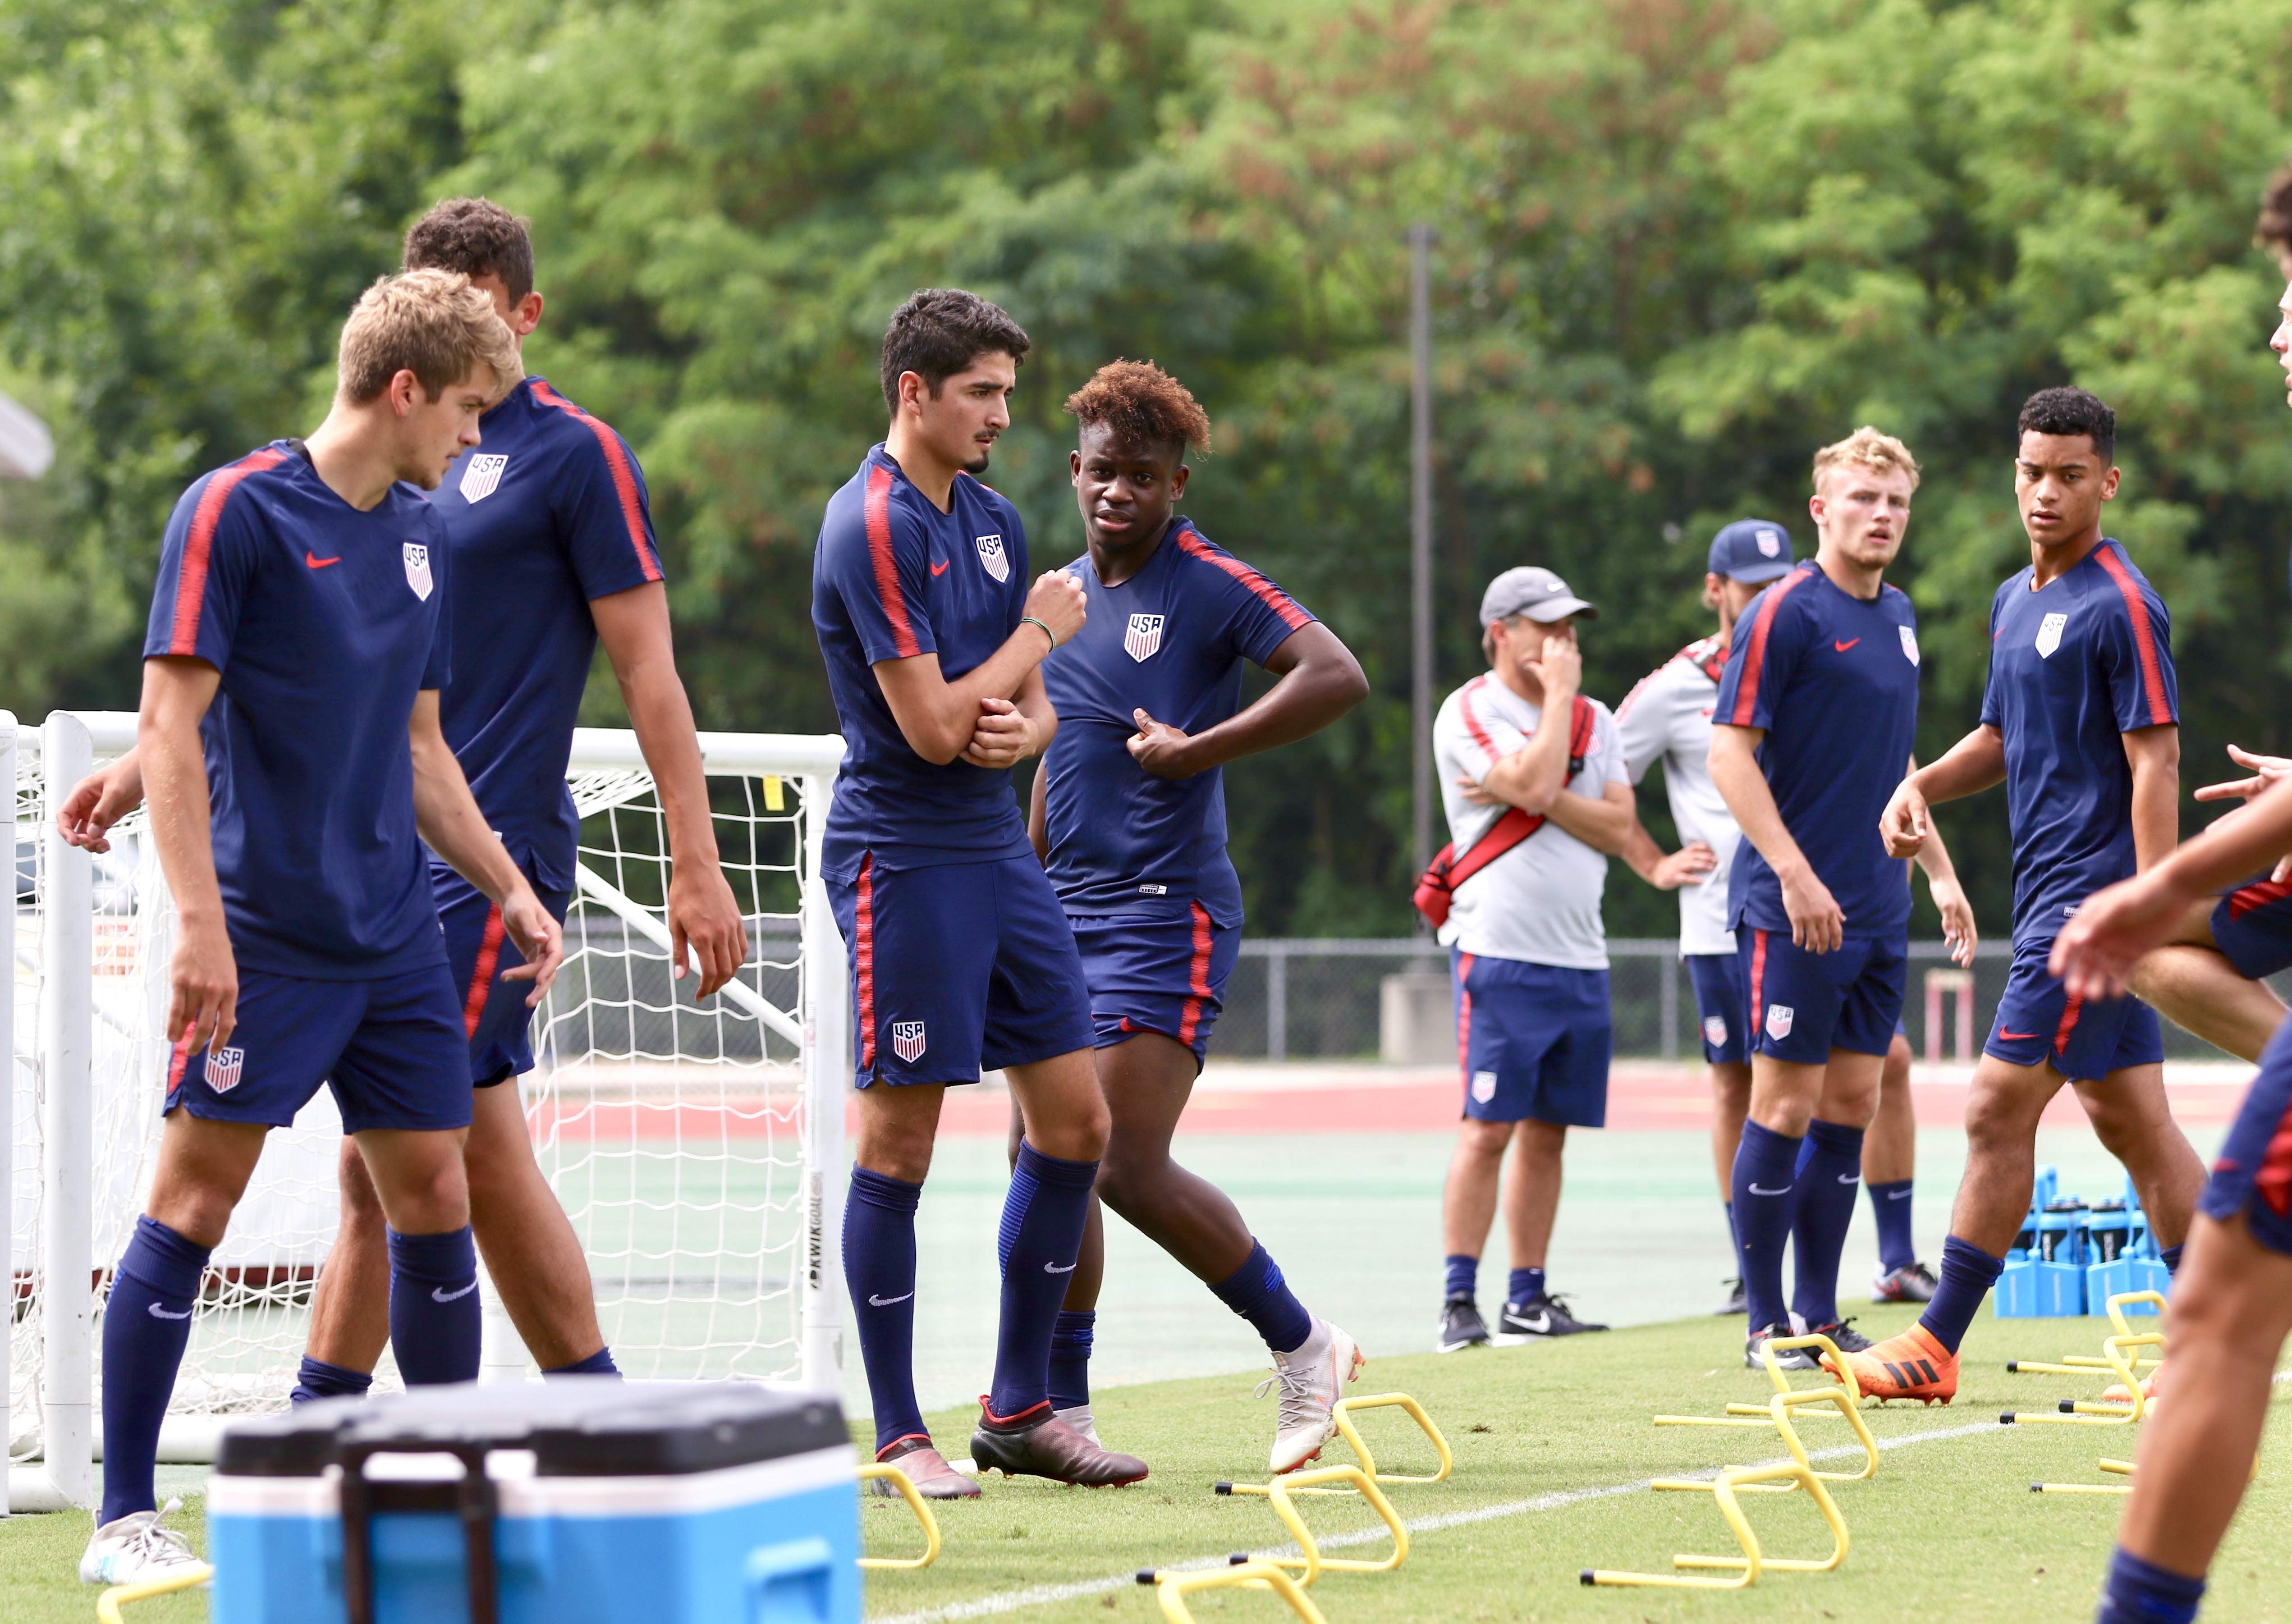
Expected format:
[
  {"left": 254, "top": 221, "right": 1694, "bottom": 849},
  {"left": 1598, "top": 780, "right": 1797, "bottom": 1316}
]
[
  {"left": 1800, "top": 1317, "right": 1874, "bottom": 1354},
  {"left": 1713, "top": 1277, "right": 1747, "bottom": 1317},
  {"left": 1494, "top": 1293, "right": 1607, "bottom": 1340},
  {"left": 1745, "top": 1322, "right": 1819, "bottom": 1371},
  {"left": 1435, "top": 1294, "right": 1489, "bottom": 1353}
]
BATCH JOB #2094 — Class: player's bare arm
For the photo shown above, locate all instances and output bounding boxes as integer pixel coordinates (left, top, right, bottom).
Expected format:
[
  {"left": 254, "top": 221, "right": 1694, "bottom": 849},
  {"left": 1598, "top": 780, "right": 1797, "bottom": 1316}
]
[
  {"left": 2123, "top": 723, "right": 2181, "bottom": 870},
  {"left": 1909, "top": 793, "right": 1978, "bottom": 966},
  {"left": 1882, "top": 732, "right": 2005, "bottom": 858},
  {"left": 1475, "top": 627, "right": 1583, "bottom": 813},
  {"left": 1709, "top": 720, "right": 1845, "bottom": 953},
  {"left": 56, "top": 746, "right": 144, "bottom": 854},
  {"left": 591, "top": 580, "right": 748, "bottom": 997},
  {"left": 1537, "top": 778, "right": 1637, "bottom": 855},
  {"left": 1617, "top": 820, "right": 1717, "bottom": 890},
  {"left": 1126, "top": 622, "right": 1367, "bottom": 779},
  {"left": 873, "top": 567, "right": 1086, "bottom": 764},
  {"left": 138, "top": 655, "right": 235, "bottom": 1057},
  {"left": 962, "top": 664, "right": 1057, "bottom": 769},
  {"left": 408, "top": 689, "right": 564, "bottom": 1005}
]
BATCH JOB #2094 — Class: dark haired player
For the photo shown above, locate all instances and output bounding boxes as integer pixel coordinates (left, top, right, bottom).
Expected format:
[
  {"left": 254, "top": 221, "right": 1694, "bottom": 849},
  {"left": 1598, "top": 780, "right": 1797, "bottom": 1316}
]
[
  {"left": 814, "top": 290, "right": 1146, "bottom": 1497},
  {"left": 59, "top": 198, "right": 750, "bottom": 1404},
  {"left": 1838, "top": 388, "right": 2205, "bottom": 1405},
  {"left": 2058, "top": 176, "right": 2292, "bottom": 1624},
  {"left": 1015, "top": 360, "right": 1369, "bottom": 1472}
]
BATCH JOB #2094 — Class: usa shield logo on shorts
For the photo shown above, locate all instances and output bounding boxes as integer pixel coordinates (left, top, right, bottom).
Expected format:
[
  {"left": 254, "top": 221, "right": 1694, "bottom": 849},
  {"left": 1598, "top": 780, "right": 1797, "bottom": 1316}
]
[
  {"left": 975, "top": 534, "right": 1009, "bottom": 583},
  {"left": 458, "top": 453, "right": 508, "bottom": 503},
  {"left": 205, "top": 1046, "right": 247, "bottom": 1093},
  {"left": 2035, "top": 612, "right": 2067, "bottom": 659},
  {"left": 1470, "top": 1070, "right": 1498, "bottom": 1104},
  {"left": 1704, "top": 1015, "right": 1729, "bottom": 1048},
  {"left": 1124, "top": 613, "right": 1166, "bottom": 662},
  {"left": 1765, "top": 1005, "right": 1795, "bottom": 1041},
  {"left": 403, "top": 542, "right": 433, "bottom": 600},
  {"left": 1898, "top": 625, "right": 1919, "bottom": 666},
  {"left": 1756, "top": 527, "right": 1782, "bottom": 557},
  {"left": 890, "top": 1021, "right": 926, "bottom": 1064}
]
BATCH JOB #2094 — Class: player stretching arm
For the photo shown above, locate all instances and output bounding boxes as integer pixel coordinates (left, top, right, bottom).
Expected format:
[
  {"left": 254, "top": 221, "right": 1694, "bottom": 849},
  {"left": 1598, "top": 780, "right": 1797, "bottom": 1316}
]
[
  {"left": 814, "top": 291, "right": 1144, "bottom": 1499},
  {"left": 1705, "top": 428, "right": 1923, "bottom": 1371},
  {"left": 2059, "top": 178, "right": 2292, "bottom": 1624},
  {"left": 1828, "top": 389, "right": 2205, "bottom": 1407},
  {"left": 79, "top": 274, "right": 561, "bottom": 1585},
  {"left": 1011, "top": 361, "right": 1369, "bottom": 1470}
]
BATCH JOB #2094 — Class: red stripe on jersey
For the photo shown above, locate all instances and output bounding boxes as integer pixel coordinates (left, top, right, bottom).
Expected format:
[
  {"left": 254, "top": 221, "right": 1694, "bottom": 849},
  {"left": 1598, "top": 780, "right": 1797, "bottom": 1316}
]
[
  {"left": 170, "top": 447, "right": 289, "bottom": 656},
  {"left": 531, "top": 381, "right": 663, "bottom": 584},
  {"left": 863, "top": 466, "right": 921, "bottom": 659},
  {"left": 1174, "top": 527, "right": 1310, "bottom": 631},
  {"left": 1749, "top": 930, "right": 1768, "bottom": 1037},
  {"left": 855, "top": 855, "right": 878, "bottom": 1071},
  {"left": 2092, "top": 544, "right": 2172, "bottom": 727},
  {"left": 2258, "top": 1091, "right": 2292, "bottom": 1216},
  {"left": 2230, "top": 876, "right": 2292, "bottom": 920},
  {"left": 1178, "top": 901, "right": 1216, "bottom": 1048},
  {"left": 2053, "top": 990, "right": 2084, "bottom": 1056},
  {"left": 1458, "top": 675, "right": 1499, "bottom": 759},
  {"left": 462, "top": 904, "right": 508, "bottom": 1040},
  {"left": 1727, "top": 567, "right": 1812, "bottom": 727},
  {"left": 1454, "top": 952, "right": 1475, "bottom": 1082}
]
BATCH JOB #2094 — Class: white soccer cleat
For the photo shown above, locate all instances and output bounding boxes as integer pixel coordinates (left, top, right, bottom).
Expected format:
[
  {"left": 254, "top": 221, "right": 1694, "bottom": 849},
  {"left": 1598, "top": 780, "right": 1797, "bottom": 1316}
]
[
  {"left": 1262, "top": 1317, "right": 1365, "bottom": 1475},
  {"left": 79, "top": 1498, "right": 204, "bottom": 1586},
  {"left": 1053, "top": 1403, "right": 1103, "bottom": 1446}
]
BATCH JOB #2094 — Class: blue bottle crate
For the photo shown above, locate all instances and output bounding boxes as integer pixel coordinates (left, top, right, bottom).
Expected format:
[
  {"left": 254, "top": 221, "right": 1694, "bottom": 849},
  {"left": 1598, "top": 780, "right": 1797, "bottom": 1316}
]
[{"left": 2085, "top": 1256, "right": 2170, "bottom": 1315}]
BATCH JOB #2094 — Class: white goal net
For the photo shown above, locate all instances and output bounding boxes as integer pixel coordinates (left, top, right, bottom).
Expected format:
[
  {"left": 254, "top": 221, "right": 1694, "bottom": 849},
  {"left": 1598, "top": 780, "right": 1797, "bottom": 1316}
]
[{"left": 8, "top": 711, "right": 847, "bottom": 1507}]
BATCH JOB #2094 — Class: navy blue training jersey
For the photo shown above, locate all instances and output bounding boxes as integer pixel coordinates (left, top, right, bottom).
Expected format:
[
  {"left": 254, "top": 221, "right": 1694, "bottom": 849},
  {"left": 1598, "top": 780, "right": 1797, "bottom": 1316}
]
[
  {"left": 812, "top": 445, "right": 1033, "bottom": 878},
  {"left": 1714, "top": 562, "right": 1920, "bottom": 941},
  {"left": 1980, "top": 538, "right": 2177, "bottom": 942},
  {"left": 1039, "top": 518, "right": 1315, "bottom": 924},
  {"left": 424, "top": 376, "right": 665, "bottom": 892},
  {"left": 142, "top": 442, "right": 452, "bottom": 979}
]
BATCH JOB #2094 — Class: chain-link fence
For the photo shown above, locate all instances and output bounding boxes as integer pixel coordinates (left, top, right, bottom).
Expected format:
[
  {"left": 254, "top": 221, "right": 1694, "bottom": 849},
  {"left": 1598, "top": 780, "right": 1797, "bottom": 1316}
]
[{"left": 1216, "top": 938, "right": 2254, "bottom": 1063}]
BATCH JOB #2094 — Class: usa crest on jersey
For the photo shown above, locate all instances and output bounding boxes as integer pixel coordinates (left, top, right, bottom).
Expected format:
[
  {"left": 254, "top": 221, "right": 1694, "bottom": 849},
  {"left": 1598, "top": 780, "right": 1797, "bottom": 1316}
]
[
  {"left": 1898, "top": 625, "right": 1919, "bottom": 666},
  {"left": 403, "top": 542, "right": 433, "bottom": 601},
  {"left": 890, "top": 1020, "right": 926, "bottom": 1064},
  {"left": 2035, "top": 612, "right": 2067, "bottom": 659},
  {"left": 458, "top": 453, "right": 508, "bottom": 503},
  {"left": 975, "top": 533, "right": 1009, "bottom": 583},
  {"left": 205, "top": 1045, "right": 247, "bottom": 1093},
  {"left": 1124, "top": 613, "right": 1166, "bottom": 662}
]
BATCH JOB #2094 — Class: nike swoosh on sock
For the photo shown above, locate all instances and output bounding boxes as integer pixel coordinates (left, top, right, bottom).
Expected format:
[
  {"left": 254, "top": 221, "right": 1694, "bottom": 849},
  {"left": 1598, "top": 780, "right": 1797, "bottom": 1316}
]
[
  {"left": 868, "top": 1292, "right": 915, "bottom": 1307},
  {"left": 146, "top": 1303, "right": 192, "bottom": 1321},
  {"left": 430, "top": 1281, "right": 478, "bottom": 1304},
  {"left": 1748, "top": 1183, "right": 1791, "bottom": 1196},
  {"left": 1045, "top": 1261, "right": 1077, "bottom": 1273}
]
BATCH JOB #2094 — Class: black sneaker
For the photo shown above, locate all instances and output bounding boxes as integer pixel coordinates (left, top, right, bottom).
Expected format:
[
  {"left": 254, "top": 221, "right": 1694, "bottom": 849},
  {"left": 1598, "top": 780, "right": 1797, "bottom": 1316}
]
[
  {"left": 1435, "top": 1294, "right": 1489, "bottom": 1353},
  {"left": 1493, "top": 1293, "right": 1607, "bottom": 1341},
  {"left": 1802, "top": 1317, "right": 1874, "bottom": 1354},
  {"left": 1713, "top": 1277, "right": 1747, "bottom": 1316},
  {"left": 1871, "top": 1261, "right": 1939, "bottom": 1304},
  {"left": 1745, "top": 1322, "right": 1818, "bottom": 1371}
]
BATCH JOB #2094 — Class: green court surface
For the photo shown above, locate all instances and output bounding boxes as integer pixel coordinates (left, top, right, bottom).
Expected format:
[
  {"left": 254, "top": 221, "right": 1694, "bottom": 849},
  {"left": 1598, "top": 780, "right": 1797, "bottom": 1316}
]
[{"left": 11, "top": 1308, "right": 2292, "bottom": 1624}]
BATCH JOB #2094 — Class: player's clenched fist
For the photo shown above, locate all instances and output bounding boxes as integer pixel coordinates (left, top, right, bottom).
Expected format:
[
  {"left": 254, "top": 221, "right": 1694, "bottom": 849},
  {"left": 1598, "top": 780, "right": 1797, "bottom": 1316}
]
[
  {"left": 962, "top": 695, "right": 1040, "bottom": 769},
  {"left": 1127, "top": 708, "right": 1198, "bottom": 778},
  {"left": 1023, "top": 570, "right": 1088, "bottom": 648}
]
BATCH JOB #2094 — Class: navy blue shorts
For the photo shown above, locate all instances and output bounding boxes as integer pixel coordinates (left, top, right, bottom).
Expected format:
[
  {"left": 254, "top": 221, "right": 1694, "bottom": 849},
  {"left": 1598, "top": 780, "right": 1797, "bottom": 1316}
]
[
  {"left": 1984, "top": 935, "right": 2162, "bottom": 1083},
  {"left": 165, "top": 962, "right": 472, "bottom": 1134},
  {"left": 1686, "top": 952, "right": 1748, "bottom": 1066},
  {"left": 1738, "top": 927, "right": 1906, "bottom": 1065},
  {"left": 1070, "top": 903, "right": 1242, "bottom": 1067},
  {"left": 433, "top": 861, "right": 574, "bottom": 1088},
  {"left": 829, "top": 853, "right": 1095, "bottom": 1088},
  {"left": 2210, "top": 874, "right": 2292, "bottom": 981},
  {"left": 1451, "top": 949, "right": 1610, "bottom": 1127},
  {"left": 2199, "top": 1012, "right": 2292, "bottom": 1256}
]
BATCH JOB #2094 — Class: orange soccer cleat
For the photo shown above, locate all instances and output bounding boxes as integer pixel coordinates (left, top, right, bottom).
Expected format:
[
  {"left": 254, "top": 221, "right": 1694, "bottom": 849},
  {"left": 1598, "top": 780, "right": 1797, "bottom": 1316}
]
[{"left": 1822, "top": 1322, "right": 1958, "bottom": 1404}]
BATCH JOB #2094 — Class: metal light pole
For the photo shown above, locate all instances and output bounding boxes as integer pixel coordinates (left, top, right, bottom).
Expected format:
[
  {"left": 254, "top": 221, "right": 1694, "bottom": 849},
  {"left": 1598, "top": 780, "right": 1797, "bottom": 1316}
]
[{"left": 1409, "top": 223, "right": 1435, "bottom": 894}]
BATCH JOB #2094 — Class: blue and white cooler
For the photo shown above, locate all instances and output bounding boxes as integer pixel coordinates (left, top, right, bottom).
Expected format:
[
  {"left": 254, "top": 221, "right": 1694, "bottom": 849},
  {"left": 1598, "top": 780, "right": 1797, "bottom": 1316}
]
[{"left": 207, "top": 1381, "right": 859, "bottom": 1624}]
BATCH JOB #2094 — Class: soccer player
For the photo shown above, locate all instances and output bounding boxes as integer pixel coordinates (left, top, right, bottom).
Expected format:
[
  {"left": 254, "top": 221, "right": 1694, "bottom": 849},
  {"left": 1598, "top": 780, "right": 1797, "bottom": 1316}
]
[
  {"left": 813, "top": 289, "right": 1144, "bottom": 1497},
  {"left": 1430, "top": 568, "right": 1634, "bottom": 1352},
  {"left": 1836, "top": 388, "right": 2206, "bottom": 1406},
  {"left": 1708, "top": 427, "right": 1923, "bottom": 1369},
  {"left": 1013, "top": 361, "right": 1370, "bottom": 1470},
  {"left": 78, "top": 272, "right": 561, "bottom": 1583},
  {"left": 58, "top": 200, "right": 751, "bottom": 1401}
]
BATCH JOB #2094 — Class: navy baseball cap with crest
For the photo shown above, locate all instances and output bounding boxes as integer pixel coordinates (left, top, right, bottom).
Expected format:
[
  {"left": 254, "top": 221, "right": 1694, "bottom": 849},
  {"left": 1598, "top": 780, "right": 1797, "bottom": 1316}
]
[{"left": 1708, "top": 518, "right": 1796, "bottom": 583}]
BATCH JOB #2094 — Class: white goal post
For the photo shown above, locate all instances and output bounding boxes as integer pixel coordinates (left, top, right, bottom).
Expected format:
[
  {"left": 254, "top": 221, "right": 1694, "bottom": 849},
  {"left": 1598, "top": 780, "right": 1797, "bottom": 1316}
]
[{"left": 9, "top": 710, "right": 848, "bottom": 1510}]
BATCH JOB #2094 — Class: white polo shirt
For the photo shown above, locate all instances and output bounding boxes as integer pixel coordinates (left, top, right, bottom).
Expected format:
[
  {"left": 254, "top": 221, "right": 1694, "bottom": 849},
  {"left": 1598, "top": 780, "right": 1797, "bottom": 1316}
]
[{"left": 1613, "top": 634, "right": 1742, "bottom": 958}]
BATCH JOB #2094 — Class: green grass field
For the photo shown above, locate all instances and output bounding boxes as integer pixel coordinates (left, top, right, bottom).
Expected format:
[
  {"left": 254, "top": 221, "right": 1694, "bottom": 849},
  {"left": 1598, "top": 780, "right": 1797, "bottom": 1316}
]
[{"left": 9, "top": 1303, "right": 2292, "bottom": 1623}]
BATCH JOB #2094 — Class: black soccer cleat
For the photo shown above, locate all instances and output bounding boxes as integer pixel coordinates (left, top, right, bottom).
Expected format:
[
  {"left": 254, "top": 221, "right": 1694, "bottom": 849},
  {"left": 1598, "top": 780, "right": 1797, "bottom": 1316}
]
[
  {"left": 1801, "top": 1317, "right": 1875, "bottom": 1354},
  {"left": 1745, "top": 1322, "right": 1818, "bottom": 1371},
  {"left": 1435, "top": 1293, "right": 1489, "bottom": 1353},
  {"left": 1493, "top": 1293, "right": 1608, "bottom": 1341},
  {"left": 1713, "top": 1276, "right": 1747, "bottom": 1317},
  {"left": 1872, "top": 1260, "right": 1939, "bottom": 1304},
  {"left": 970, "top": 1398, "right": 1148, "bottom": 1486}
]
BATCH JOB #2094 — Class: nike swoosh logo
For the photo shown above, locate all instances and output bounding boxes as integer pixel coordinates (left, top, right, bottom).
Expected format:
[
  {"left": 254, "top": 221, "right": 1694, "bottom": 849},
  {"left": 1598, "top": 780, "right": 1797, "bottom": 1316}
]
[
  {"left": 1999, "top": 1029, "right": 2038, "bottom": 1040},
  {"left": 1045, "top": 1261, "right": 1077, "bottom": 1274},
  {"left": 431, "top": 1281, "right": 478, "bottom": 1304},
  {"left": 1833, "top": 638, "right": 1859, "bottom": 652},
  {"left": 1747, "top": 1183, "right": 1791, "bottom": 1196},
  {"left": 1887, "top": 1189, "right": 1913, "bottom": 1200},
  {"left": 1516, "top": 1313, "right": 1551, "bottom": 1332},
  {"left": 868, "top": 1292, "right": 914, "bottom": 1307},
  {"left": 147, "top": 1302, "right": 193, "bottom": 1321},
  {"left": 306, "top": 552, "right": 342, "bottom": 569},
  {"left": 930, "top": 558, "right": 949, "bottom": 576},
  {"left": 1838, "top": 1173, "right": 1861, "bottom": 1185}
]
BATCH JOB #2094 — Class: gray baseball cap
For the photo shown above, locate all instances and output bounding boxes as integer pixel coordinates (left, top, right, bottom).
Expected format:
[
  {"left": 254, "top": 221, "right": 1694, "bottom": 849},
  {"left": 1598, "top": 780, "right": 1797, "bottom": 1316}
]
[{"left": 1479, "top": 566, "right": 1598, "bottom": 628}]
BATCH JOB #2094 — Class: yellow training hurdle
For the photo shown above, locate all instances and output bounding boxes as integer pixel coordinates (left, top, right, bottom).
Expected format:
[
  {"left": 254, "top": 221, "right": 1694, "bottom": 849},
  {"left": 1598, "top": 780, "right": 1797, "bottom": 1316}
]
[{"left": 857, "top": 1462, "right": 943, "bottom": 1570}]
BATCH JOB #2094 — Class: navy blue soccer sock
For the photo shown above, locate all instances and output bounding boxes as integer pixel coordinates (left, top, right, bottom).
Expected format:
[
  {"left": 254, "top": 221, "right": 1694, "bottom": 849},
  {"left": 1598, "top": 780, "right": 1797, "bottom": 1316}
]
[
  {"left": 289, "top": 1355, "right": 373, "bottom": 1406},
  {"left": 1730, "top": 1121, "right": 1801, "bottom": 1333},
  {"left": 1788, "top": 1119, "right": 1865, "bottom": 1329},
  {"left": 1212, "top": 1240, "right": 1313, "bottom": 1354},
  {"left": 543, "top": 1347, "right": 621, "bottom": 1378},
  {"left": 1867, "top": 1178, "right": 1917, "bottom": 1273},
  {"left": 988, "top": 1143, "right": 1100, "bottom": 1420},
  {"left": 1723, "top": 1200, "right": 1738, "bottom": 1262},
  {"left": 100, "top": 1217, "right": 210, "bottom": 1524},
  {"left": 2095, "top": 1546, "right": 2205, "bottom": 1624},
  {"left": 2161, "top": 1244, "right": 2184, "bottom": 1276},
  {"left": 1048, "top": 1310, "right": 1096, "bottom": 1410},
  {"left": 1916, "top": 1234, "right": 2006, "bottom": 1354},
  {"left": 387, "top": 1226, "right": 481, "bottom": 1385},
  {"left": 845, "top": 1166, "right": 926, "bottom": 1454},
  {"left": 1444, "top": 1253, "right": 1478, "bottom": 1301},
  {"left": 1507, "top": 1266, "right": 1545, "bottom": 1307}
]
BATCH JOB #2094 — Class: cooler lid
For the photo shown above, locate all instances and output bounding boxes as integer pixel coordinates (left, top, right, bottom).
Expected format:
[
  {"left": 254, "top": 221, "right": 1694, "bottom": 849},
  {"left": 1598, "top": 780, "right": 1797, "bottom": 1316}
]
[{"left": 217, "top": 1382, "right": 848, "bottom": 1478}]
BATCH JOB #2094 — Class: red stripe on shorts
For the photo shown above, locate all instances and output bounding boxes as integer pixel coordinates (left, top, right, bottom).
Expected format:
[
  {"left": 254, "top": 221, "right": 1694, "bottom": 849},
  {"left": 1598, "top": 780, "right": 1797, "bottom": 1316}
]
[
  {"left": 2258, "top": 1093, "right": 2292, "bottom": 1216},
  {"left": 1178, "top": 901, "right": 1215, "bottom": 1048},
  {"left": 462, "top": 904, "right": 508, "bottom": 1040},
  {"left": 855, "top": 855, "right": 878, "bottom": 1070},
  {"left": 167, "top": 1030, "right": 196, "bottom": 1093},
  {"left": 1454, "top": 952, "right": 1476, "bottom": 1084},
  {"left": 2053, "top": 989, "right": 2084, "bottom": 1056},
  {"left": 2229, "top": 875, "right": 2292, "bottom": 920},
  {"left": 1749, "top": 929, "right": 1768, "bottom": 1039}
]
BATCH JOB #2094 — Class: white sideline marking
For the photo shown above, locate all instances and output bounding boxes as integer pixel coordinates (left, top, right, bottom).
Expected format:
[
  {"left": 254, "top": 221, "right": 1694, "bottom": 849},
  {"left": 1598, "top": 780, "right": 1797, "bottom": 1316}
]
[{"left": 869, "top": 1417, "right": 2009, "bottom": 1622}]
